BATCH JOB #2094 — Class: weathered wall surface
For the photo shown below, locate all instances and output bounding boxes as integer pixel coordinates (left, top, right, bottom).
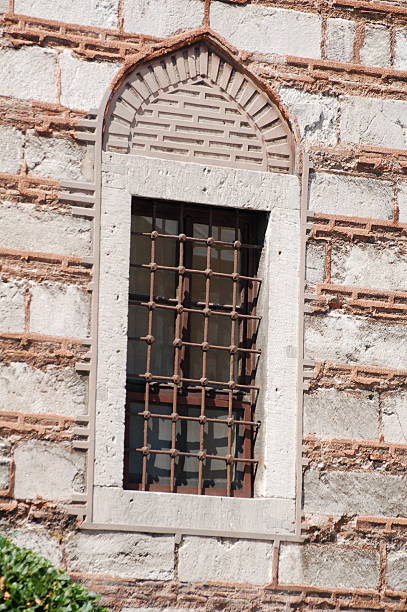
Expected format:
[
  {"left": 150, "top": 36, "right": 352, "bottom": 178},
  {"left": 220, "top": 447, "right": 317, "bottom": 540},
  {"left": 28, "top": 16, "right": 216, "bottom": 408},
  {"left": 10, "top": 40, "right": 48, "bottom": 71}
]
[{"left": 0, "top": 0, "right": 407, "bottom": 610}]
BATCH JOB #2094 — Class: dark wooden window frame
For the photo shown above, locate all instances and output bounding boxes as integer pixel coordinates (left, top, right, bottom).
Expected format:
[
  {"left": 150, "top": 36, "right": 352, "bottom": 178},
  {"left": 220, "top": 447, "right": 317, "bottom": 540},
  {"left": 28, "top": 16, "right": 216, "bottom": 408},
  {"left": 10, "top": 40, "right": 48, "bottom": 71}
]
[{"left": 124, "top": 197, "right": 266, "bottom": 497}]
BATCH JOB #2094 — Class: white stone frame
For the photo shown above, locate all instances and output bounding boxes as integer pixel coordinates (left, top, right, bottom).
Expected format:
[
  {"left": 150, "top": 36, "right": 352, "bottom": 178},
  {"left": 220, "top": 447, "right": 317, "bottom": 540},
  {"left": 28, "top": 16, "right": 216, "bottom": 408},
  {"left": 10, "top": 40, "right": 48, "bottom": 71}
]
[{"left": 88, "top": 152, "right": 304, "bottom": 541}]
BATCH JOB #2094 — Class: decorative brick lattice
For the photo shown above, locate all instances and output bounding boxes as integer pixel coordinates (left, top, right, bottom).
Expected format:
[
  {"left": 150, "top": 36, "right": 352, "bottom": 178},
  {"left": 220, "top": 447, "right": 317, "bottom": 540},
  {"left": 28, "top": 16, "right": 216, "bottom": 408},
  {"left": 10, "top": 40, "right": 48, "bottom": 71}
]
[{"left": 105, "top": 42, "right": 294, "bottom": 173}]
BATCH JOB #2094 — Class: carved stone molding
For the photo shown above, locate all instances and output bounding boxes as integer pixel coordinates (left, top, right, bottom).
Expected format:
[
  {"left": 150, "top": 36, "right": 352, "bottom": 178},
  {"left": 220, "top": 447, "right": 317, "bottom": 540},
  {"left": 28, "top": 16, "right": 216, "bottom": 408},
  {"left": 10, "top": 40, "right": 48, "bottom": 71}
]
[{"left": 104, "top": 41, "right": 294, "bottom": 174}]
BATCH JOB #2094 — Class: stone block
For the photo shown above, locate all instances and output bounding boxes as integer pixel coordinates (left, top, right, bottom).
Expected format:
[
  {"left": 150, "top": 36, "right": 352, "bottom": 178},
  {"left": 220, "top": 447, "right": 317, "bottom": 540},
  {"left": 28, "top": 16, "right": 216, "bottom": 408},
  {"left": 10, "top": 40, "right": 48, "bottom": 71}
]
[
  {"left": 304, "top": 470, "right": 407, "bottom": 517},
  {"left": 14, "top": 0, "right": 119, "bottom": 28},
  {"left": 279, "top": 543, "right": 379, "bottom": 589},
  {"left": 211, "top": 2, "right": 321, "bottom": 58},
  {"left": 394, "top": 28, "right": 407, "bottom": 71},
  {"left": 123, "top": 609, "right": 204, "bottom": 612},
  {"left": 278, "top": 88, "right": 338, "bottom": 145},
  {"left": 0, "top": 126, "right": 24, "bottom": 174},
  {"left": 305, "top": 313, "right": 407, "bottom": 370},
  {"left": 309, "top": 172, "right": 393, "bottom": 219},
  {"left": 25, "top": 134, "right": 89, "bottom": 181},
  {"left": 382, "top": 391, "right": 407, "bottom": 445},
  {"left": 0, "top": 362, "right": 87, "bottom": 417},
  {"left": 30, "top": 282, "right": 90, "bottom": 339},
  {"left": 386, "top": 549, "right": 407, "bottom": 591},
  {"left": 360, "top": 24, "right": 391, "bottom": 67},
  {"left": 1, "top": 527, "right": 63, "bottom": 566},
  {"left": 60, "top": 50, "right": 119, "bottom": 112},
  {"left": 14, "top": 440, "right": 85, "bottom": 501},
  {"left": 0, "top": 201, "right": 91, "bottom": 257},
  {"left": 124, "top": 0, "right": 203, "bottom": 37},
  {"left": 0, "top": 280, "right": 25, "bottom": 333},
  {"left": 326, "top": 18, "right": 356, "bottom": 63},
  {"left": 304, "top": 388, "right": 379, "bottom": 440},
  {"left": 178, "top": 536, "right": 273, "bottom": 584},
  {"left": 125, "top": 153, "right": 301, "bottom": 212},
  {"left": 331, "top": 243, "right": 407, "bottom": 292},
  {"left": 306, "top": 242, "right": 325, "bottom": 284},
  {"left": 398, "top": 182, "right": 407, "bottom": 223},
  {"left": 66, "top": 531, "right": 174, "bottom": 580},
  {"left": 0, "top": 47, "right": 57, "bottom": 104},
  {"left": 0, "top": 440, "right": 10, "bottom": 490},
  {"left": 340, "top": 96, "right": 407, "bottom": 149}
]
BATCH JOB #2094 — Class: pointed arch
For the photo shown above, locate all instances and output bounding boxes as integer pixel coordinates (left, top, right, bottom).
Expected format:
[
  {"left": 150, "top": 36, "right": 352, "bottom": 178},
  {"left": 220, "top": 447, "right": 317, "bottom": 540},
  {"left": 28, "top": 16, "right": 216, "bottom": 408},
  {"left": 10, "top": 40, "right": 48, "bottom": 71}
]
[{"left": 103, "top": 37, "right": 296, "bottom": 174}]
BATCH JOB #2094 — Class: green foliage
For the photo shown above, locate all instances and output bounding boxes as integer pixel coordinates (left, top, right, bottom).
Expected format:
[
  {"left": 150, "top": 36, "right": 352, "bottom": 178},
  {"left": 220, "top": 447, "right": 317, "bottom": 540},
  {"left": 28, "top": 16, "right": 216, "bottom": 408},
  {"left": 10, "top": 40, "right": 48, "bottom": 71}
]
[{"left": 0, "top": 535, "right": 107, "bottom": 611}]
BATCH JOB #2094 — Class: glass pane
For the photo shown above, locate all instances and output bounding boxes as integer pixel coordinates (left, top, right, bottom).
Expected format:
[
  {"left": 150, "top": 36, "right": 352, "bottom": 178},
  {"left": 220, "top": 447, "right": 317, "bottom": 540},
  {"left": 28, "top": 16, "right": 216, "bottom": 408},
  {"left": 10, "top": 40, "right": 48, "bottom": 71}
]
[
  {"left": 154, "top": 270, "right": 178, "bottom": 301},
  {"left": 127, "top": 305, "right": 148, "bottom": 377},
  {"left": 127, "top": 402, "right": 173, "bottom": 486},
  {"left": 189, "top": 272, "right": 206, "bottom": 304},
  {"left": 155, "top": 234, "right": 177, "bottom": 268},
  {"left": 175, "top": 406, "right": 200, "bottom": 487},
  {"left": 211, "top": 277, "right": 233, "bottom": 306},
  {"left": 208, "top": 314, "right": 232, "bottom": 347},
  {"left": 206, "top": 348, "right": 230, "bottom": 383},
  {"left": 151, "top": 308, "right": 175, "bottom": 377},
  {"left": 129, "top": 265, "right": 150, "bottom": 296},
  {"left": 130, "top": 217, "right": 151, "bottom": 295},
  {"left": 188, "top": 312, "right": 205, "bottom": 344},
  {"left": 184, "top": 345, "right": 203, "bottom": 381}
]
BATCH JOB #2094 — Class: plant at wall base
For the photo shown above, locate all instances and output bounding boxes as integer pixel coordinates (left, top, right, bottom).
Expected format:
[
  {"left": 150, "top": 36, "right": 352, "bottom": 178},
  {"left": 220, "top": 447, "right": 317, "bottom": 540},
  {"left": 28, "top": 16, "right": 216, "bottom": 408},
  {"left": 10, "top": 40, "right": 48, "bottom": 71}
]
[{"left": 0, "top": 536, "right": 107, "bottom": 611}]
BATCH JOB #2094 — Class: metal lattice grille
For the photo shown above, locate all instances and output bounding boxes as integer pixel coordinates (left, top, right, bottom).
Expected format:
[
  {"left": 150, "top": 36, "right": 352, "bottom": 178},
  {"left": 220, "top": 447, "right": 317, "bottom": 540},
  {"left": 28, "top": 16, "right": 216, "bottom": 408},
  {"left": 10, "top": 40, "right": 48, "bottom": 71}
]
[{"left": 124, "top": 198, "right": 266, "bottom": 497}]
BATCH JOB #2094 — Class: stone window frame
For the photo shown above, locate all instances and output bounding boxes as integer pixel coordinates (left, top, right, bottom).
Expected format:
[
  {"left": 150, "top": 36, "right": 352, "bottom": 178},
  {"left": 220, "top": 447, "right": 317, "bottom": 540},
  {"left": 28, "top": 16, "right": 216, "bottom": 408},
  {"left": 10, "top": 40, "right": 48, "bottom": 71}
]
[{"left": 65, "top": 32, "right": 309, "bottom": 542}]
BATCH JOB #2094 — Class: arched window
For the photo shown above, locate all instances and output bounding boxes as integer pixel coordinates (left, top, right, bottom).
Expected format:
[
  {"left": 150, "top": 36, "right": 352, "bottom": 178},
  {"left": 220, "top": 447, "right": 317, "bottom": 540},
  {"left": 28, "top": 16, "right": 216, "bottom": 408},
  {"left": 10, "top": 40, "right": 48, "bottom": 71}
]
[{"left": 67, "top": 34, "right": 305, "bottom": 540}]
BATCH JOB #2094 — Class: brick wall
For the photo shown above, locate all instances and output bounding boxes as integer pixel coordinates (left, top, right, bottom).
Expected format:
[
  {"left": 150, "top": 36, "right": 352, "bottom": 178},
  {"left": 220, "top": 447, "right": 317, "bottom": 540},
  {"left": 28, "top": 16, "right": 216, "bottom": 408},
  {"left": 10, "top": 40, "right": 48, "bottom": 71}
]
[{"left": 0, "top": 0, "right": 407, "bottom": 610}]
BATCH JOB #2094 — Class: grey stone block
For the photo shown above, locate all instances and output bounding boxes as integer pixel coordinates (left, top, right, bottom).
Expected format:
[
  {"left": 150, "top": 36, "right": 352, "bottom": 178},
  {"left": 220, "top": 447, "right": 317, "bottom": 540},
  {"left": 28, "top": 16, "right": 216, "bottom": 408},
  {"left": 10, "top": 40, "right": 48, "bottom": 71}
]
[
  {"left": 124, "top": 0, "right": 203, "bottom": 37},
  {"left": 0, "top": 47, "right": 57, "bottom": 104},
  {"left": 0, "top": 362, "right": 87, "bottom": 417},
  {"left": 360, "top": 24, "right": 391, "bottom": 68},
  {"left": 304, "top": 470, "right": 407, "bottom": 517},
  {"left": 14, "top": 0, "right": 118, "bottom": 28},
  {"left": 0, "top": 126, "right": 24, "bottom": 174},
  {"left": 178, "top": 536, "right": 274, "bottom": 584},
  {"left": 382, "top": 391, "right": 407, "bottom": 445},
  {"left": 395, "top": 28, "right": 407, "bottom": 71},
  {"left": 304, "top": 388, "right": 379, "bottom": 440},
  {"left": 305, "top": 243, "right": 325, "bottom": 284},
  {"left": 0, "top": 440, "right": 10, "bottom": 490},
  {"left": 14, "top": 440, "right": 85, "bottom": 502},
  {"left": 341, "top": 96, "right": 407, "bottom": 149},
  {"left": 25, "top": 134, "right": 89, "bottom": 181},
  {"left": 30, "top": 282, "right": 90, "bottom": 339},
  {"left": 279, "top": 542, "right": 379, "bottom": 589},
  {"left": 309, "top": 172, "right": 393, "bottom": 220},
  {"left": 60, "top": 50, "right": 120, "bottom": 112},
  {"left": 386, "top": 549, "right": 407, "bottom": 591},
  {"left": 0, "top": 201, "right": 91, "bottom": 257},
  {"left": 331, "top": 243, "right": 407, "bottom": 292},
  {"left": 0, "top": 527, "right": 63, "bottom": 566},
  {"left": 326, "top": 18, "right": 356, "bottom": 63},
  {"left": 279, "top": 88, "right": 338, "bottom": 145},
  {"left": 66, "top": 531, "right": 174, "bottom": 580},
  {"left": 211, "top": 2, "right": 321, "bottom": 58},
  {"left": 305, "top": 313, "right": 407, "bottom": 370},
  {"left": 0, "top": 280, "right": 25, "bottom": 333}
]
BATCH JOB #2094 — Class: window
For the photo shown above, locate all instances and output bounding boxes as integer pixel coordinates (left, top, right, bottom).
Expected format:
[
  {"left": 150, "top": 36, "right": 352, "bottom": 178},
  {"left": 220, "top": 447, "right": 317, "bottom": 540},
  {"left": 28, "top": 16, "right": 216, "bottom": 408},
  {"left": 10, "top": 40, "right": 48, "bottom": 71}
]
[{"left": 124, "top": 198, "right": 266, "bottom": 496}]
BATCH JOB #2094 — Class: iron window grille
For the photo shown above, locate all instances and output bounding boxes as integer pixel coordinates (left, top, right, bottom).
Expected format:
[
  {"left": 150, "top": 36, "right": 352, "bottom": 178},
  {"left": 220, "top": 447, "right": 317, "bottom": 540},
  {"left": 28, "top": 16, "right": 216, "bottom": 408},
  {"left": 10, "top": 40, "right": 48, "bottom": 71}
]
[{"left": 124, "top": 198, "right": 266, "bottom": 497}]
